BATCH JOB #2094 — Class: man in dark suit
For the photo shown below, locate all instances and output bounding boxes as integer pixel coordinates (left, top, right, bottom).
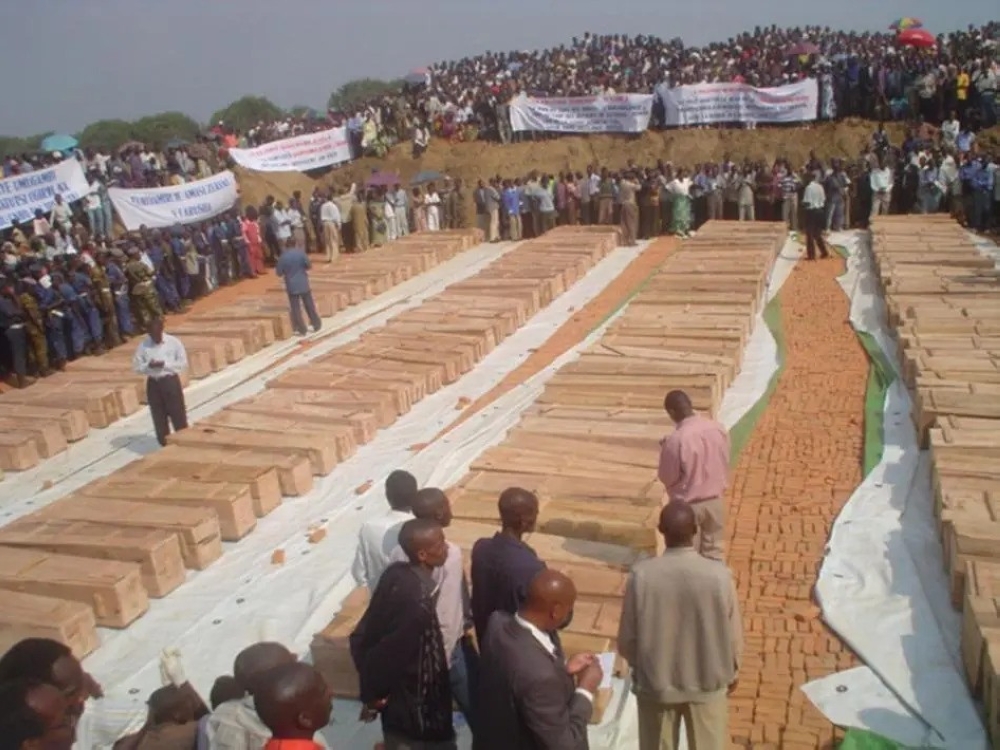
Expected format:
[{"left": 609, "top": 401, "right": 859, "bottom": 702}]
[
  {"left": 474, "top": 569, "right": 603, "bottom": 750},
  {"left": 470, "top": 487, "right": 546, "bottom": 647}
]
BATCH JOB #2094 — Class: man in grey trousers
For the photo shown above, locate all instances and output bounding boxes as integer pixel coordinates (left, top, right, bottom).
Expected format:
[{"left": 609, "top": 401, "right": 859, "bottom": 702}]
[{"left": 275, "top": 237, "right": 321, "bottom": 336}]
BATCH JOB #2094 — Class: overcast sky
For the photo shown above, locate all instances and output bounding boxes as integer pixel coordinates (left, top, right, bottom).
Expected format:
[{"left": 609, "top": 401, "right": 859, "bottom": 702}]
[{"left": 0, "top": 0, "right": 995, "bottom": 136}]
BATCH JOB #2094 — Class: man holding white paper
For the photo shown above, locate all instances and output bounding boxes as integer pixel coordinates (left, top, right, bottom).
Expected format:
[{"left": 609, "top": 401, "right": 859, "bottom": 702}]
[{"left": 618, "top": 501, "right": 742, "bottom": 750}]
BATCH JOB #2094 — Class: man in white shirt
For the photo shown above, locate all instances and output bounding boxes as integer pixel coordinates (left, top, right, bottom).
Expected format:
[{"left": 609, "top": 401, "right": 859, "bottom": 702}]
[
  {"left": 350, "top": 470, "right": 418, "bottom": 589},
  {"left": 869, "top": 158, "right": 893, "bottom": 221},
  {"left": 318, "top": 192, "right": 342, "bottom": 262},
  {"left": 801, "top": 172, "right": 830, "bottom": 260},
  {"left": 202, "top": 642, "right": 295, "bottom": 750},
  {"left": 388, "top": 488, "right": 477, "bottom": 730},
  {"left": 85, "top": 178, "right": 104, "bottom": 239},
  {"left": 273, "top": 203, "right": 292, "bottom": 243},
  {"left": 132, "top": 317, "right": 189, "bottom": 446},
  {"left": 49, "top": 194, "right": 73, "bottom": 233}
]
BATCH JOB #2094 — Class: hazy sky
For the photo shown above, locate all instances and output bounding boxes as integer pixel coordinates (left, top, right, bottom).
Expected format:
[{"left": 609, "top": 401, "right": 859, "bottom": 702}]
[{"left": 0, "top": 0, "right": 995, "bottom": 136}]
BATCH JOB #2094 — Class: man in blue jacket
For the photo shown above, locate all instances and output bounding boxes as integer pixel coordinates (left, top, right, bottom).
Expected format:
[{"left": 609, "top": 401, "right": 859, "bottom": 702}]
[{"left": 275, "top": 238, "right": 321, "bottom": 336}]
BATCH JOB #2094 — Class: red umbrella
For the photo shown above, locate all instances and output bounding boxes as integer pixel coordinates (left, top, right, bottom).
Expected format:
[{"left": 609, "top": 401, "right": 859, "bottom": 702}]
[
  {"left": 897, "top": 29, "right": 936, "bottom": 48},
  {"left": 786, "top": 42, "right": 820, "bottom": 57}
]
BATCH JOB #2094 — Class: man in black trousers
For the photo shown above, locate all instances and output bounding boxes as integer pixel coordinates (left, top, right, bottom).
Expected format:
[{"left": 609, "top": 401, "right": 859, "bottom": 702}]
[
  {"left": 132, "top": 316, "right": 189, "bottom": 446},
  {"left": 801, "top": 172, "right": 830, "bottom": 260}
]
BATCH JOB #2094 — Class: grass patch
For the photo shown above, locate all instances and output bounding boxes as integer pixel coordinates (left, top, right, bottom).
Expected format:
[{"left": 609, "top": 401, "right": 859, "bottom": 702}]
[{"left": 728, "top": 295, "right": 786, "bottom": 465}]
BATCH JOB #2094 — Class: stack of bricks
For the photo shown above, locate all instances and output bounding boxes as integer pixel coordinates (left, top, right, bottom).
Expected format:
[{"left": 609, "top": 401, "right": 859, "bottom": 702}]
[
  {"left": 0, "top": 230, "right": 483, "bottom": 478},
  {"left": 0, "top": 226, "right": 628, "bottom": 656},
  {"left": 311, "top": 221, "right": 785, "bottom": 724},
  {"left": 870, "top": 215, "right": 1000, "bottom": 742}
]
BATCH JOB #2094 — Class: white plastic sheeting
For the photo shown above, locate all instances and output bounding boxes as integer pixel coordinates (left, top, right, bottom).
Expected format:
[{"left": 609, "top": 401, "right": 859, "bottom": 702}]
[
  {"left": 322, "top": 235, "right": 805, "bottom": 750},
  {"left": 804, "top": 231, "right": 988, "bottom": 748},
  {"left": 71, "top": 232, "right": 807, "bottom": 749},
  {"left": 2, "top": 240, "right": 526, "bottom": 515},
  {"left": 74, "top": 240, "right": 650, "bottom": 747}
]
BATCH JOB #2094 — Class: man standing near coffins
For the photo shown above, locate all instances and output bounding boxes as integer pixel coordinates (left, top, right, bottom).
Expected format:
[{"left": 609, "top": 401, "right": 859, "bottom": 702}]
[
  {"left": 132, "top": 316, "right": 189, "bottom": 446},
  {"left": 658, "top": 390, "right": 730, "bottom": 561}
]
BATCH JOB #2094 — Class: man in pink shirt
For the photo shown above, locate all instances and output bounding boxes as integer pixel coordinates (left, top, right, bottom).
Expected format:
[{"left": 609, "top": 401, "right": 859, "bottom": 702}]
[{"left": 657, "top": 390, "right": 731, "bottom": 561}]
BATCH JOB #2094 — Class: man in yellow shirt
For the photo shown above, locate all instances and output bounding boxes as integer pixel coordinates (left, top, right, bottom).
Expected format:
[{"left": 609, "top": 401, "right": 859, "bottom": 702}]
[{"left": 957, "top": 68, "right": 970, "bottom": 120}]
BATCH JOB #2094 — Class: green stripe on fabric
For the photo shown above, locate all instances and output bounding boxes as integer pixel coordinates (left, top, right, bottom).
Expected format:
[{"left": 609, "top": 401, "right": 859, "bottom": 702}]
[
  {"left": 838, "top": 727, "right": 940, "bottom": 750},
  {"left": 727, "top": 295, "right": 786, "bottom": 464},
  {"left": 855, "top": 330, "right": 897, "bottom": 476}
]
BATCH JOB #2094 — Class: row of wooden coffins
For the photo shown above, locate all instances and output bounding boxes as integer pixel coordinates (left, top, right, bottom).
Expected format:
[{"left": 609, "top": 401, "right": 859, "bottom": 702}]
[
  {"left": 870, "top": 215, "right": 1000, "bottom": 744},
  {"left": 0, "top": 225, "right": 639, "bottom": 658},
  {"left": 310, "top": 221, "right": 787, "bottom": 723},
  {"left": 0, "top": 231, "right": 482, "bottom": 477}
]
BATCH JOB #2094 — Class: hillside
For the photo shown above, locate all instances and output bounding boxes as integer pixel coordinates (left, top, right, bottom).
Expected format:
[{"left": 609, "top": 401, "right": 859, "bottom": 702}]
[{"left": 237, "top": 120, "right": 1000, "bottom": 207}]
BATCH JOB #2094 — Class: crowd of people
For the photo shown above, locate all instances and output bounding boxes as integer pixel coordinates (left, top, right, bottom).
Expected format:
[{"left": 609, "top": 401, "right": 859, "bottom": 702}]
[
  {"left": 0, "top": 386, "right": 742, "bottom": 750},
  {"left": 4, "top": 112, "right": 998, "bottom": 388},
  {"left": 290, "top": 23, "right": 1000, "bottom": 150}
]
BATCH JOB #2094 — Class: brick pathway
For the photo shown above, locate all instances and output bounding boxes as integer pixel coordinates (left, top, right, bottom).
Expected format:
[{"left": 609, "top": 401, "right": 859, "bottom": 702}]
[{"left": 726, "top": 256, "right": 869, "bottom": 749}]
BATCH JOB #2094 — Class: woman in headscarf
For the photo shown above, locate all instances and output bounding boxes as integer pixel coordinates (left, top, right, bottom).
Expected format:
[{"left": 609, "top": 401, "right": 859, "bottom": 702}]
[
  {"left": 424, "top": 182, "right": 442, "bottom": 231},
  {"left": 412, "top": 187, "right": 428, "bottom": 232}
]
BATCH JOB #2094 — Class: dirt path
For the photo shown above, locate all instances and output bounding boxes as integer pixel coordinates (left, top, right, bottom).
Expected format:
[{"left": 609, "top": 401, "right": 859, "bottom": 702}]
[
  {"left": 432, "top": 237, "right": 678, "bottom": 440},
  {"left": 726, "top": 256, "right": 868, "bottom": 749}
]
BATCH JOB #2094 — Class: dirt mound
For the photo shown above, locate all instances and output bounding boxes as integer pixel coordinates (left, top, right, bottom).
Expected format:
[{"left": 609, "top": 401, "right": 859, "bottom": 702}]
[{"left": 237, "top": 120, "right": 1000, "bottom": 207}]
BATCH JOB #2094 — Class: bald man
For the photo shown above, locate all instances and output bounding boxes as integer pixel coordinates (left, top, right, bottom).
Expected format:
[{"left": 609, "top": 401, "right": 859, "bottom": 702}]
[
  {"left": 350, "top": 518, "right": 456, "bottom": 749},
  {"left": 202, "top": 642, "right": 295, "bottom": 750},
  {"left": 658, "top": 389, "right": 730, "bottom": 561},
  {"left": 254, "top": 663, "right": 333, "bottom": 750},
  {"left": 475, "top": 569, "right": 602, "bottom": 750},
  {"left": 617, "top": 502, "right": 742, "bottom": 750},
  {"left": 388, "top": 488, "right": 478, "bottom": 732},
  {"left": 470, "top": 487, "right": 546, "bottom": 647}
]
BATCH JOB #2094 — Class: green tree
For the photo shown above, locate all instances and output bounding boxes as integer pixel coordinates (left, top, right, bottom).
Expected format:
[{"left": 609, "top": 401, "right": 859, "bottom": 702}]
[
  {"left": 288, "top": 105, "right": 314, "bottom": 119},
  {"left": 76, "top": 119, "right": 134, "bottom": 152},
  {"left": 327, "top": 78, "right": 402, "bottom": 111},
  {"left": 210, "top": 96, "right": 284, "bottom": 131},
  {"left": 129, "top": 111, "right": 201, "bottom": 148},
  {"left": 0, "top": 133, "right": 45, "bottom": 158}
]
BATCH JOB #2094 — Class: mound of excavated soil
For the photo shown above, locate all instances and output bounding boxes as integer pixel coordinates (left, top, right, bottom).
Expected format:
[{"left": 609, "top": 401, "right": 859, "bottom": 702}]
[{"left": 237, "top": 120, "right": 1000, "bottom": 207}]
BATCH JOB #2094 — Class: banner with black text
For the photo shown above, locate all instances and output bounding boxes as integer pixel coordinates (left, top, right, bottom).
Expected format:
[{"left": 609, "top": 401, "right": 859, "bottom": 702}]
[
  {"left": 109, "top": 171, "right": 239, "bottom": 231},
  {"left": 0, "top": 159, "right": 90, "bottom": 230},
  {"left": 508, "top": 94, "right": 654, "bottom": 133},
  {"left": 228, "top": 127, "right": 352, "bottom": 172},
  {"left": 657, "top": 79, "right": 819, "bottom": 126}
]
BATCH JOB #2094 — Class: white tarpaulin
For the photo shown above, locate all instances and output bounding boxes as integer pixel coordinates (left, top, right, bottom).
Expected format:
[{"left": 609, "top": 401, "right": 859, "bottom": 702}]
[
  {"left": 657, "top": 79, "right": 818, "bottom": 126},
  {"left": 803, "top": 231, "right": 988, "bottom": 748},
  {"left": 228, "top": 127, "right": 352, "bottom": 172},
  {"left": 108, "top": 171, "right": 239, "bottom": 230},
  {"left": 59, "top": 232, "right": 806, "bottom": 749},
  {"left": 0, "top": 159, "right": 89, "bottom": 229},
  {"left": 508, "top": 94, "right": 654, "bottom": 133}
]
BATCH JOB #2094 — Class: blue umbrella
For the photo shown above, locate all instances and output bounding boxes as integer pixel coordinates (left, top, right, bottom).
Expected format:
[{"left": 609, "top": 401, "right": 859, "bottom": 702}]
[
  {"left": 412, "top": 170, "right": 445, "bottom": 185},
  {"left": 41, "top": 133, "right": 78, "bottom": 153}
]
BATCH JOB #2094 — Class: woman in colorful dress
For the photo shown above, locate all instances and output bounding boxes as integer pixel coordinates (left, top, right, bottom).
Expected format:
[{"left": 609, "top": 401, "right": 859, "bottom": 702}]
[
  {"left": 667, "top": 168, "right": 693, "bottom": 237},
  {"left": 367, "top": 189, "right": 389, "bottom": 247},
  {"left": 412, "top": 187, "right": 428, "bottom": 233},
  {"left": 241, "top": 205, "right": 266, "bottom": 276}
]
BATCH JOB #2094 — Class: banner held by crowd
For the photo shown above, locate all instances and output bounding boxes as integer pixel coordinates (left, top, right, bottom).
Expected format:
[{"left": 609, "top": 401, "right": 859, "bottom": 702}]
[
  {"left": 109, "top": 171, "right": 240, "bottom": 231},
  {"left": 0, "top": 160, "right": 90, "bottom": 230}
]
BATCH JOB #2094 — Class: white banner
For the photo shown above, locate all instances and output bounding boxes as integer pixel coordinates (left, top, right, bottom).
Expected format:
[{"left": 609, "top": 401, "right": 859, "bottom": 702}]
[
  {"left": 0, "top": 159, "right": 90, "bottom": 230},
  {"left": 228, "top": 127, "right": 352, "bottom": 172},
  {"left": 509, "top": 94, "right": 654, "bottom": 133},
  {"left": 658, "top": 79, "right": 818, "bottom": 126},
  {"left": 109, "top": 170, "right": 239, "bottom": 231}
]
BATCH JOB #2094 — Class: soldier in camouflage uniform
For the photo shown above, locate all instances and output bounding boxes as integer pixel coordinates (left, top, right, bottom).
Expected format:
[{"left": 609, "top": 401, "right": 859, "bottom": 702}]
[
  {"left": 125, "top": 246, "right": 162, "bottom": 332},
  {"left": 18, "top": 281, "right": 51, "bottom": 376},
  {"left": 88, "top": 252, "right": 121, "bottom": 348}
]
